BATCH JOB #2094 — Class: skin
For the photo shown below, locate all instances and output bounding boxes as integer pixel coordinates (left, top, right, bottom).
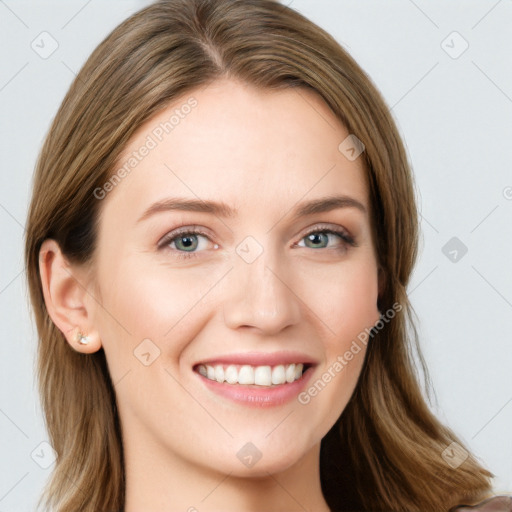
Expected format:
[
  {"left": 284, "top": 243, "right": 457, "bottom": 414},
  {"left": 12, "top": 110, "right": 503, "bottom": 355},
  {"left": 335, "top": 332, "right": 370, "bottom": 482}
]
[{"left": 40, "top": 78, "right": 382, "bottom": 512}]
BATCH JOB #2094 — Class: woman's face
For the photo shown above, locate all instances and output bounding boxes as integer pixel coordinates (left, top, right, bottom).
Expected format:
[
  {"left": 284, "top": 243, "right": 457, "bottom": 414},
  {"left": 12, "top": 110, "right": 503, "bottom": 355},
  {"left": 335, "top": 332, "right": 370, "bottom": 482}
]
[{"left": 90, "top": 78, "right": 381, "bottom": 476}]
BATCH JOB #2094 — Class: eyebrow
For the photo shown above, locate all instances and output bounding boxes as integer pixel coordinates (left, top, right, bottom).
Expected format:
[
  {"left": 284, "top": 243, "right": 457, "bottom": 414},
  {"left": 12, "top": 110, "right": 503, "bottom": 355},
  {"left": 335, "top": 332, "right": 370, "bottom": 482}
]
[{"left": 137, "top": 194, "right": 367, "bottom": 223}]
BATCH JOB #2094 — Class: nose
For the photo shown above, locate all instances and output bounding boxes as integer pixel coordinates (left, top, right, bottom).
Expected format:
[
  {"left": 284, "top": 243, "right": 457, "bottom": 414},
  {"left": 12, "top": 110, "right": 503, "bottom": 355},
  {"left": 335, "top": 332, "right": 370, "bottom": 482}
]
[{"left": 222, "top": 246, "right": 301, "bottom": 335}]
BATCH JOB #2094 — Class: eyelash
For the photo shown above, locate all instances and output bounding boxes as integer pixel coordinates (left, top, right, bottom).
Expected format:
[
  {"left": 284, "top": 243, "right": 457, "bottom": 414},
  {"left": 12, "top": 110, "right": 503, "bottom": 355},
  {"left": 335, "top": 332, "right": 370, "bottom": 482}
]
[{"left": 158, "top": 224, "right": 356, "bottom": 261}]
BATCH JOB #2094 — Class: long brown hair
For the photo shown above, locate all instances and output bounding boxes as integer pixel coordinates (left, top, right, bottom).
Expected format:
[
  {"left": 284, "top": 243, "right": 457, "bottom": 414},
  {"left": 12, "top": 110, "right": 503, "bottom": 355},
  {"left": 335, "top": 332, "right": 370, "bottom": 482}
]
[{"left": 25, "top": 0, "right": 493, "bottom": 510}]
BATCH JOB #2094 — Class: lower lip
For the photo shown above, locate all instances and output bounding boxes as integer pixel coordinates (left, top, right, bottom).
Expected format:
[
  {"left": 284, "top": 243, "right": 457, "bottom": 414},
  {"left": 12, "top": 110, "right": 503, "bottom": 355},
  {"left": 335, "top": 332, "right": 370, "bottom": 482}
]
[{"left": 195, "top": 366, "right": 315, "bottom": 408}]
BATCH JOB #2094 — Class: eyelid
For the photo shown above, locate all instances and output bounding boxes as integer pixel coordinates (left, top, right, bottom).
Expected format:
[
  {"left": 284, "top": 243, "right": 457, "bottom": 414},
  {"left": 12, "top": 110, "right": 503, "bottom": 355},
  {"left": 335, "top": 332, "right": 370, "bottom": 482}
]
[
  {"left": 157, "top": 225, "right": 213, "bottom": 249},
  {"left": 298, "top": 223, "right": 356, "bottom": 246}
]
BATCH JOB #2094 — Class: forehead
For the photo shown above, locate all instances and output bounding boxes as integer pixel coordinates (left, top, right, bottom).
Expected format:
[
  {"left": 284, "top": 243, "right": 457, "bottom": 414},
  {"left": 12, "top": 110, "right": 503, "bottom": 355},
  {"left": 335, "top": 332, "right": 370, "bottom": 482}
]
[{"left": 104, "top": 78, "right": 369, "bottom": 220}]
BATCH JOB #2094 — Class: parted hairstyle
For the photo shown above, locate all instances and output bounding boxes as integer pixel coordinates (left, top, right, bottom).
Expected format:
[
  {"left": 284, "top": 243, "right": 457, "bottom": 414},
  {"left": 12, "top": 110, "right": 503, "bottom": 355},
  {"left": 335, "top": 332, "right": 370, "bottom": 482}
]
[{"left": 25, "top": 0, "right": 494, "bottom": 510}]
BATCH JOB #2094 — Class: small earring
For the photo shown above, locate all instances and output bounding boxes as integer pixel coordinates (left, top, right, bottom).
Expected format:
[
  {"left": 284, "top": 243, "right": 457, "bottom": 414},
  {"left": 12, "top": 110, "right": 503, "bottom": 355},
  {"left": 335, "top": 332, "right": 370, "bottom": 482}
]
[{"left": 75, "top": 331, "right": 90, "bottom": 345}]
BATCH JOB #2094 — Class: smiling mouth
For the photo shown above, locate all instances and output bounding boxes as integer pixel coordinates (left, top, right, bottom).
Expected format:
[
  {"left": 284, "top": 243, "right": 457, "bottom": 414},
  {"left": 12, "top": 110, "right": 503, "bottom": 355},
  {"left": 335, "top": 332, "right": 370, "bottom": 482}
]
[{"left": 193, "top": 362, "right": 314, "bottom": 387}]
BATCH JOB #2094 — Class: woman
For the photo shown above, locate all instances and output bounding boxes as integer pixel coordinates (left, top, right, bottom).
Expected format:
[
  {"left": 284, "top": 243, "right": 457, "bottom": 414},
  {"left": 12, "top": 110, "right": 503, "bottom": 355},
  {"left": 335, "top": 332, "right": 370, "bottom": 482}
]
[{"left": 24, "top": 0, "right": 510, "bottom": 511}]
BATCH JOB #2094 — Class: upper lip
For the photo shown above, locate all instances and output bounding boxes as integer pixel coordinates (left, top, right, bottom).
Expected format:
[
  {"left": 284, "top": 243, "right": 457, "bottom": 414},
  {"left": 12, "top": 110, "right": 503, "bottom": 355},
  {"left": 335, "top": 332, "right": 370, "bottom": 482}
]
[{"left": 193, "top": 351, "right": 319, "bottom": 368}]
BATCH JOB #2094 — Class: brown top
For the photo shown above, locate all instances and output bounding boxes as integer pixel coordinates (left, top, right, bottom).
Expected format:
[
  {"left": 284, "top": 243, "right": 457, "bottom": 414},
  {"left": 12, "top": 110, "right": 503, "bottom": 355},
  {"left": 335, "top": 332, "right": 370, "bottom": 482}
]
[{"left": 451, "top": 495, "right": 512, "bottom": 511}]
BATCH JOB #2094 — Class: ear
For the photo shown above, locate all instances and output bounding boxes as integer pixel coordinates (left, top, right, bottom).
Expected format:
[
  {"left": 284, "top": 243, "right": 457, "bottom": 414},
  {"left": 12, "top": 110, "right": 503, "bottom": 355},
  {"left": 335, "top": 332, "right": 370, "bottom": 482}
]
[{"left": 39, "top": 239, "right": 102, "bottom": 354}]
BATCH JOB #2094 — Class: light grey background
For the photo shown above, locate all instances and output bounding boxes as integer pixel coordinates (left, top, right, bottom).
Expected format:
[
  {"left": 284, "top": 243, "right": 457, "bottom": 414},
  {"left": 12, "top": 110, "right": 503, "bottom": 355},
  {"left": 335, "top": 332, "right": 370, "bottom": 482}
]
[{"left": 1, "top": 1, "right": 511, "bottom": 510}]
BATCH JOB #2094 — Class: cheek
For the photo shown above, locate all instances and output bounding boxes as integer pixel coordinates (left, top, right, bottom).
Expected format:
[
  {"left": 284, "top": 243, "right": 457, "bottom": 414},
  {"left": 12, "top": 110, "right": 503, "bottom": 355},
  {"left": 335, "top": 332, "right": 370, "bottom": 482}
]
[
  {"left": 294, "top": 259, "right": 379, "bottom": 433},
  {"left": 303, "top": 256, "right": 379, "bottom": 386},
  {"left": 94, "top": 242, "right": 379, "bottom": 383},
  {"left": 96, "top": 248, "right": 380, "bottom": 342},
  {"left": 93, "top": 253, "right": 222, "bottom": 364},
  {"left": 302, "top": 256, "right": 380, "bottom": 344}
]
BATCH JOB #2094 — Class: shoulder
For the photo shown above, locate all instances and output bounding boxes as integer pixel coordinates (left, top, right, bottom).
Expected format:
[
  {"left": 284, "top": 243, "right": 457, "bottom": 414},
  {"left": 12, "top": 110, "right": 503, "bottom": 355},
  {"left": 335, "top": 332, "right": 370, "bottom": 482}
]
[{"left": 451, "top": 495, "right": 512, "bottom": 512}]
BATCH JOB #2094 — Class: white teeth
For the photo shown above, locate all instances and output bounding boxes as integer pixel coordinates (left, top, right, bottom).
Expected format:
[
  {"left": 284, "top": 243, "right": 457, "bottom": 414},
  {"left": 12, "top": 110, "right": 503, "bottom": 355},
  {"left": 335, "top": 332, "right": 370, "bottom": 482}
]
[
  {"left": 214, "top": 364, "right": 224, "bottom": 383},
  {"left": 196, "top": 363, "right": 305, "bottom": 387},
  {"left": 238, "top": 365, "right": 254, "bottom": 385},
  {"left": 271, "top": 365, "right": 286, "bottom": 385},
  {"left": 254, "top": 365, "right": 271, "bottom": 385},
  {"left": 285, "top": 363, "right": 296, "bottom": 383}
]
